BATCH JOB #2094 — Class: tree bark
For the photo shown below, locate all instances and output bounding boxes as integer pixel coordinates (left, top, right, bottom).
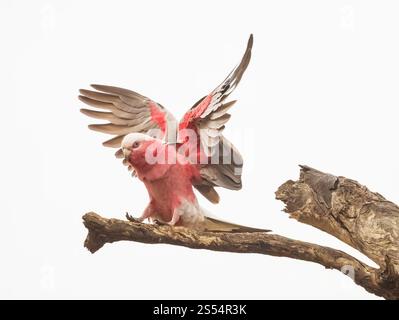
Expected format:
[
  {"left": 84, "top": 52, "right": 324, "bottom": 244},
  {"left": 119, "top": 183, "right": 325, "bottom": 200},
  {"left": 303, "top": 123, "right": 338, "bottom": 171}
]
[{"left": 82, "top": 166, "right": 399, "bottom": 299}]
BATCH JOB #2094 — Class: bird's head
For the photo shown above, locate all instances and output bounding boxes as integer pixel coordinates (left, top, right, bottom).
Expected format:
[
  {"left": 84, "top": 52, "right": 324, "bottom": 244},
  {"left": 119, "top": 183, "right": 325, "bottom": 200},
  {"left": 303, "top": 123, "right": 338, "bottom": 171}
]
[{"left": 121, "top": 133, "right": 162, "bottom": 170}]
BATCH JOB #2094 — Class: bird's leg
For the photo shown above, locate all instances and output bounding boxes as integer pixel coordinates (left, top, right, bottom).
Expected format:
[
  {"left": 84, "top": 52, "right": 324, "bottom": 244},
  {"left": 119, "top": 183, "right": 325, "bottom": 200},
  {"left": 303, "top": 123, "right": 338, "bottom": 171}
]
[
  {"left": 126, "top": 205, "right": 153, "bottom": 223},
  {"left": 168, "top": 210, "right": 181, "bottom": 226}
]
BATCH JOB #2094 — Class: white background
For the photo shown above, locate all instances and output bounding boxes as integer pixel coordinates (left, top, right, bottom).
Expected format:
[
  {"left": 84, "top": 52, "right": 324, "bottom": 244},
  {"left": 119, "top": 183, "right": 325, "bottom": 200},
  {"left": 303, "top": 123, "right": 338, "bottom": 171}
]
[{"left": 1, "top": 0, "right": 397, "bottom": 299}]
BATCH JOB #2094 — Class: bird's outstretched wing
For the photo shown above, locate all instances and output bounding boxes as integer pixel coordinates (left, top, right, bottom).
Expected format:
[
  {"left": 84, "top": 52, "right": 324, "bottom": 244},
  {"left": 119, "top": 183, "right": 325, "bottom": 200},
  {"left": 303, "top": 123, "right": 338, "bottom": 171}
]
[
  {"left": 179, "top": 34, "right": 253, "bottom": 203},
  {"left": 79, "top": 84, "right": 176, "bottom": 159}
]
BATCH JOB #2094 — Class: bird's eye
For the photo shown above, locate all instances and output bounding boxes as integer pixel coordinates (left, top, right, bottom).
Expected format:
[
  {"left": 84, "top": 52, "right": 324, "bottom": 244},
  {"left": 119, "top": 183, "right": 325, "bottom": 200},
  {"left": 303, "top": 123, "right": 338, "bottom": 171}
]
[{"left": 132, "top": 141, "right": 140, "bottom": 149}]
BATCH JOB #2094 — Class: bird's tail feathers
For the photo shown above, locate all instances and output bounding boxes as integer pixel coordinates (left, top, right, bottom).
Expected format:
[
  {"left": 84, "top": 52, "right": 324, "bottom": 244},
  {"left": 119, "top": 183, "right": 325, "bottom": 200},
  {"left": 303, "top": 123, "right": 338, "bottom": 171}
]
[{"left": 202, "top": 216, "right": 270, "bottom": 233}]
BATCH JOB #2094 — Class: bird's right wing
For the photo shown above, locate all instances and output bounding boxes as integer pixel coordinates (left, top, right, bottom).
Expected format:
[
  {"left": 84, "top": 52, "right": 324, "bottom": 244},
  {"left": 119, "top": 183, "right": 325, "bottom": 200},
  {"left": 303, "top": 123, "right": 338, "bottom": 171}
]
[
  {"left": 178, "top": 35, "right": 253, "bottom": 203},
  {"left": 79, "top": 84, "right": 176, "bottom": 159},
  {"left": 178, "top": 34, "right": 253, "bottom": 153}
]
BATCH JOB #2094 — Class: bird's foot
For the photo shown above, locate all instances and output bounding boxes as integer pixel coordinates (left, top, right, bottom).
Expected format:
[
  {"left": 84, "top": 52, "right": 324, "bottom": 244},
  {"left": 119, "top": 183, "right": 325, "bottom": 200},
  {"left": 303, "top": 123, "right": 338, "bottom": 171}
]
[
  {"left": 125, "top": 212, "right": 144, "bottom": 223},
  {"left": 153, "top": 219, "right": 167, "bottom": 226}
]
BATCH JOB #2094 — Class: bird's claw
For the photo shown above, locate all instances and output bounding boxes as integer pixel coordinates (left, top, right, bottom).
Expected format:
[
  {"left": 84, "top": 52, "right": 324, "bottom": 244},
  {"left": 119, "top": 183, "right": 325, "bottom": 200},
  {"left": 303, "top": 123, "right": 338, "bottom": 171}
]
[
  {"left": 125, "top": 212, "right": 143, "bottom": 223},
  {"left": 153, "top": 219, "right": 166, "bottom": 226}
]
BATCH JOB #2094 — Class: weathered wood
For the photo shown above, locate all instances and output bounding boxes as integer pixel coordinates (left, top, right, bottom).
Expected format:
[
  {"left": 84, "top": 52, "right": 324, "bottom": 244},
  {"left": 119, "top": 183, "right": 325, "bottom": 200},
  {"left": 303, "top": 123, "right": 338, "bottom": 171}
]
[
  {"left": 82, "top": 166, "right": 399, "bottom": 299},
  {"left": 275, "top": 165, "right": 399, "bottom": 299}
]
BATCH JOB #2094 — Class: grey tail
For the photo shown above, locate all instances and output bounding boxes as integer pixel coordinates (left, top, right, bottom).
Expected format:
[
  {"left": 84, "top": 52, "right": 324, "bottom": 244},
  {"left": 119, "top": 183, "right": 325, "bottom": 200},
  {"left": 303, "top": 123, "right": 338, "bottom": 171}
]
[{"left": 203, "top": 217, "right": 271, "bottom": 233}]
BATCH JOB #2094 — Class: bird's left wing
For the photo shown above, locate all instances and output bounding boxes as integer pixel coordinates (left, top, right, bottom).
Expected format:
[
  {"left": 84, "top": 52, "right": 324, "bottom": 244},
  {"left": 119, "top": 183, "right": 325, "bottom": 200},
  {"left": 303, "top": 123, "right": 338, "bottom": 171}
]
[{"left": 79, "top": 84, "right": 176, "bottom": 158}]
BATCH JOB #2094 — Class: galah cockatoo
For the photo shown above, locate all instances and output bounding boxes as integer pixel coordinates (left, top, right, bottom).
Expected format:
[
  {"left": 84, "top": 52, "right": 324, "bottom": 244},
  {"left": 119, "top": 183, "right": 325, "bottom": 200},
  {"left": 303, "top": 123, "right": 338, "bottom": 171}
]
[{"left": 80, "top": 34, "right": 264, "bottom": 232}]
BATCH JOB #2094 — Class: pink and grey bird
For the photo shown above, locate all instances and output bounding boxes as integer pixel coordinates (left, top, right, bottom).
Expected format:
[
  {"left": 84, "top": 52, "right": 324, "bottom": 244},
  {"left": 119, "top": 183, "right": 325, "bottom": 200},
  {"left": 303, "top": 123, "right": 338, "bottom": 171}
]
[{"left": 79, "top": 34, "right": 264, "bottom": 232}]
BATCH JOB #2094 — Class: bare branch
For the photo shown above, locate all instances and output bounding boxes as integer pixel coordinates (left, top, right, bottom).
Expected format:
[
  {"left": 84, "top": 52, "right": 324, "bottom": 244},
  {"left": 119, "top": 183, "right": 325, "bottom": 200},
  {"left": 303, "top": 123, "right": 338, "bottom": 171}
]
[{"left": 82, "top": 165, "right": 399, "bottom": 299}]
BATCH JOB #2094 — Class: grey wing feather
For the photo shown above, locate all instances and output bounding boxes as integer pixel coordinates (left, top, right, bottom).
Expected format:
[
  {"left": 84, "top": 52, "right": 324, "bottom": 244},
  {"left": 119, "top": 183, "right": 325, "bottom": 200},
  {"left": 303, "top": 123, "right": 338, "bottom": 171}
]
[
  {"left": 79, "top": 84, "right": 176, "bottom": 158},
  {"left": 193, "top": 185, "right": 220, "bottom": 204},
  {"left": 187, "top": 35, "right": 253, "bottom": 201},
  {"left": 198, "top": 136, "right": 243, "bottom": 190}
]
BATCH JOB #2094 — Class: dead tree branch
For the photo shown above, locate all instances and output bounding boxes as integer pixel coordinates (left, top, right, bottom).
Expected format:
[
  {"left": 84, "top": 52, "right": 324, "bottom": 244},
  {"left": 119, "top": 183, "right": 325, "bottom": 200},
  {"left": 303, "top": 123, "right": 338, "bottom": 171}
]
[{"left": 82, "top": 166, "right": 399, "bottom": 299}]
